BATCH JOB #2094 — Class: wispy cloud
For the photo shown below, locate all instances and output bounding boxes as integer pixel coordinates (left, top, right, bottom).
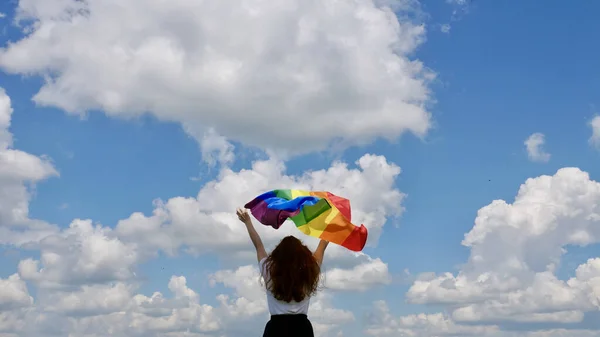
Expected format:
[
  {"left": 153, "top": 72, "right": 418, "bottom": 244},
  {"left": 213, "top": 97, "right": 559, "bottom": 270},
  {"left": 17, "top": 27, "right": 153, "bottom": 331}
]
[
  {"left": 589, "top": 116, "right": 600, "bottom": 149},
  {"left": 525, "top": 133, "right": 551, "bottom": 163},
  {"left": 447, "top": 0, "right": 472, "bottom": 18},
  {"left": 443, "top": 0, "right": 473, "bottom": 32}
]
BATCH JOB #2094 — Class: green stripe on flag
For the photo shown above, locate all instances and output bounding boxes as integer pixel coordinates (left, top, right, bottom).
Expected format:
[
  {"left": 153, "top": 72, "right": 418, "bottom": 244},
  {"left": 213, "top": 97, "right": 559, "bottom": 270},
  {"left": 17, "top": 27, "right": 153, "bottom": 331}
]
[
  {"left": 274, "top": 189, "right": 293, "bottom": 200},
  {"left": 291, "top": 198, "right": 331, "bottom": 227}
]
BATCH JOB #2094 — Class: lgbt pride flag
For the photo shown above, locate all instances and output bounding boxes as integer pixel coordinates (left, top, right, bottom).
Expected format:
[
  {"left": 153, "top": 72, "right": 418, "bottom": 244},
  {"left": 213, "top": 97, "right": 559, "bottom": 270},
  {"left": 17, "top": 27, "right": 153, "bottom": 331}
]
[{"left": 244, "top": 189, "right": 368, "bottom": 252}]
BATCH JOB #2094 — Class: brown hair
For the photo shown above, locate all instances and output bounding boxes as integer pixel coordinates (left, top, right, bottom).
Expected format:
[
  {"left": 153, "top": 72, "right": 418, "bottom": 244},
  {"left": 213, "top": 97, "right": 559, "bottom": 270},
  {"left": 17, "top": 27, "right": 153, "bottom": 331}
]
[{"left": 263, "top": 235, "right": 321, "bottom": 302}]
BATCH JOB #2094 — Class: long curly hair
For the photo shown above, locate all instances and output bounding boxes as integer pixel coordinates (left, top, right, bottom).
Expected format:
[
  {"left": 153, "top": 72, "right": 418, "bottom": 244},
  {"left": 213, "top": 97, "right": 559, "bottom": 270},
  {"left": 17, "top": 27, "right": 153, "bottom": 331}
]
[{"left": 263, "top": 235, "right": 321, "bottom": 303}]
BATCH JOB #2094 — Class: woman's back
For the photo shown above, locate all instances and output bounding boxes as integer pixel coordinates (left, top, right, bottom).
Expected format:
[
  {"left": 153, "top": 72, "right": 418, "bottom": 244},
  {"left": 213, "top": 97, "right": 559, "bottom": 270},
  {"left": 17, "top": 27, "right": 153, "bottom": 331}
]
[
  {"left": 258, "top": 235, "right": 326, "bottom": 337},
  {"left": 259, "top": 236, "right": 321, "bottom": 311},
  {"left": 260, "top": 257, "right": 311, "bottom": 315}
]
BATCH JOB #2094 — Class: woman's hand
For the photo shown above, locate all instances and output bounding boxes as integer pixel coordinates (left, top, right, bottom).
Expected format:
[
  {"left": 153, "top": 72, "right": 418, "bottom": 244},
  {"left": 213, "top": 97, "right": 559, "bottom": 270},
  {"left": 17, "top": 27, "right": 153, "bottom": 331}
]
[
  {"left": 236, "top": 208, "right": 252, "bottom": 225},
  {"left": 313, "top": 239, "right": 329, "bottom": 266},
  {"left": 237, "top": 208, "right": 267, "bottom": 261}
]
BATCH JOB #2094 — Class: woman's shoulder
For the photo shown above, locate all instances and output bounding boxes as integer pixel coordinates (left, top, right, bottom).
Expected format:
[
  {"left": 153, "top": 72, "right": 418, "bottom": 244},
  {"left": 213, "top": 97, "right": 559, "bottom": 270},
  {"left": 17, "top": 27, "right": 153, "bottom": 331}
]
[
  {"left": 259, "top": 257, "right": 267, "bottom": 269},
  {"left": 259, "top": 257, "right": 269, "bottom": 277}
]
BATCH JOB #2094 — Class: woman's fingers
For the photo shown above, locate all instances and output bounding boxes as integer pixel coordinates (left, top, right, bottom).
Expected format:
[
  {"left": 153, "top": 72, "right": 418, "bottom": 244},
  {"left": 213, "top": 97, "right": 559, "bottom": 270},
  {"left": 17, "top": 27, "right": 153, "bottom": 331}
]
[{"left": 236, "top": 208, "right": 249, "bottom": 222}]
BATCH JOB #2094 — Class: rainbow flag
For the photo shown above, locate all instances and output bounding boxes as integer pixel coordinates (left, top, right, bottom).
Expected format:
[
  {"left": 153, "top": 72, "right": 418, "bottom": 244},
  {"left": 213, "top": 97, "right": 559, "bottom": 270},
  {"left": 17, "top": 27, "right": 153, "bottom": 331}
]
[{"left": 244, "top": 189, "right": 368, "bottom": 252}]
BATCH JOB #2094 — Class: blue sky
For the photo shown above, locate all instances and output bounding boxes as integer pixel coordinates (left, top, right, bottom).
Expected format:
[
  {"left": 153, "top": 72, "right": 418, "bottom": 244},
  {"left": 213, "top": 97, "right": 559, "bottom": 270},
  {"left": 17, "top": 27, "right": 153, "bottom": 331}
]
[{"left": 0, "top": 0, "right": 600, "bottom": 336}]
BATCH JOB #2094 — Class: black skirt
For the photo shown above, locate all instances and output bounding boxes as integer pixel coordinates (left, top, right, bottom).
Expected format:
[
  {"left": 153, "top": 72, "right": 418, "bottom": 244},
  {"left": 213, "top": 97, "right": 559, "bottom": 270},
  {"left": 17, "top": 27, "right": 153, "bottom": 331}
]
[{"left": 262, "top": 314, "right": 314, "bottom": 337}]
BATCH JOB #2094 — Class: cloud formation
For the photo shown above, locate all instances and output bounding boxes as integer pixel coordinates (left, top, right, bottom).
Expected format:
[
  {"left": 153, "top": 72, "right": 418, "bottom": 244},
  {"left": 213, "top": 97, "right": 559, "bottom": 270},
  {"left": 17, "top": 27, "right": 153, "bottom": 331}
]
[
  {"left": 405, "top": 167, "right": 600, "bottom": 329},
  {"left": 0, "top": 86, "right": 402, "bottom": 336},
  {"left": 1, "top": 1, "right": 598, "bottom": 336},
  {"left": 0, "top": 88, "right": 59, "bottom": 246},
  {"left": 525, "top": 132, "right": 551, "bottom": 162},
  {"left": 115, "top": 153, "right": 405, "bottom": 262},
  {"left": 0, "top": 0, "right": 434, "bottom": 157}
]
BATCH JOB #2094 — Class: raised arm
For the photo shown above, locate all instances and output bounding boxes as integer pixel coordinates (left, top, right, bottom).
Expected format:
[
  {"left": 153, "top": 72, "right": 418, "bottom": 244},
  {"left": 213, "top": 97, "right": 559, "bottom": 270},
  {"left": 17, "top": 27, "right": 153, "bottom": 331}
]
[
  {"left": 237, "top": 208, "right": 267, "bottom": 262},
  {"left": 313, "top": 239, "right": 329, "bottom": 266}
]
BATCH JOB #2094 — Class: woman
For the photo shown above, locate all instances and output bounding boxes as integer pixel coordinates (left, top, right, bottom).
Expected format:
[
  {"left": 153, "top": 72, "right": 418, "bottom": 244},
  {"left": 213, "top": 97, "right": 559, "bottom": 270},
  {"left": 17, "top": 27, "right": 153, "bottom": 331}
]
[{"left": 236, "top": 208, "right": 329, "bottom": 337}]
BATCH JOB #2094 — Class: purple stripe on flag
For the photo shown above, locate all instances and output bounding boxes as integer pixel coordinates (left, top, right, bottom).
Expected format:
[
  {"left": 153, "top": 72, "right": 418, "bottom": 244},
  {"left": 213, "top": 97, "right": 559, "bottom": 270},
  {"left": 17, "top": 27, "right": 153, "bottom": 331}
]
[{"left": 246, "top": 199, "right": 300, "bottom": 229}]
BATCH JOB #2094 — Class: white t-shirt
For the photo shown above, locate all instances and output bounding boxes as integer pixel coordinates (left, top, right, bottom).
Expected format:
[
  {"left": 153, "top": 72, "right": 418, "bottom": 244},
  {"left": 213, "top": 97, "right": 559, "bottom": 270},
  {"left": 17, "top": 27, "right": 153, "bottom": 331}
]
[{"left": 259, "top": 257, "right": 311, "bottom": 315}]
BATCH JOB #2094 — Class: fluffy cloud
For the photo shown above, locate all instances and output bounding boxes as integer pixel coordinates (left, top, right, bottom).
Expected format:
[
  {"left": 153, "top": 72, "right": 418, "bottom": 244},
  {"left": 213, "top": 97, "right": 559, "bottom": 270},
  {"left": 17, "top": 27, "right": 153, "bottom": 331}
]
[
  {"left": 18, "top": 219, "right": 139, "bottom": 289},
  {"left": 365, "top": 302, "right": 600, "bottom": 337},
  {"left": 0, "top": 270, "right": 353, "bottom": 337},
  {"left": 525, "top": 132, "right": 551, "bottom": 162},
  {"left": 365, "top": 300, "right": 499, "bottom": 336},
  {"left": 590, "top": 116, "right": 600, "bottom": 149},
  {"left": 198, "top": 128, "right": 235, "bottom": 167},
  {"left": 324, "top": 257, "right": 391, "bottom": 291},
  {"left": 116, "top": 153, "right": 404, "bottom": 268},
  {"left": 308, "top": 292, "right": 355, "bottom": 336},
  {"left": 0, "top": 88, "right": 58, "bottom": 246},
  {"left": 405, "top": 167, "right": 600, "bottom": 329},
  {"left": 41, "top": 282, "right": 134, "bottom": 317},
  {"left": 5, "top": 276, "right": 220, "bottom": 336},
  {"left": 0, "top": 274, "right": 33, "bottom": 311},
  {"left": 525, "top": 330, "right": 600, "bottom": 337},
  {"left": 0, "top": 86, "right": 394, "bottom": 336},
  {"left": 0, "top": 0, "right": 433, "bottom": 156}
]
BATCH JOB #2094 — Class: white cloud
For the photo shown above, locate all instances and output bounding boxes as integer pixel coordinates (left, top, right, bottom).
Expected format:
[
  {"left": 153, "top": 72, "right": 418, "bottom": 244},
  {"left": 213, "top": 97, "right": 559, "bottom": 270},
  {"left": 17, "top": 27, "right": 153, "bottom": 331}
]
[
  {"left": 18, "top": 219, "right": 139, "bottom": 289},
  {"left": 364, "top": 301, "right": 600, "bottom": 337},
  {"left": 445, "top": 0, "right": 471, "bottom": 23},
  {"left": 57, "top": 276, "right": 220, "bottom": 336},
  {"left": 196, "top": 127, "right": 235, "bottom": 167},
  {"left": 405, "top": 167, "right": 600, "bottom": 326},
  {"left": 525, "top": 132, "right": 551, "bottom": 162},
  {"left": 365, "top": 300, "right": 499, "bottom": 336},
  {"left": 526, "top": 330, "right": 600, "bottom": 337},
  {"left": 0, "top": 0, "right": 433, "bottom": 156},
  {"left": 0, "top": 88, "right": 58, "bottom": 246},
  {"left": 0, "top": 13, "right": 5, "bottom": 18},
  {"left": 440, "top": 24, "right": 451, "bottom": 33},
  {"left": 210, "top": 265, "right": 265, "bottom": 303},
  {"left": 41, "top": 282, "right": 134, "bottom": 316},
  {"left": 168, "top": 276, "right": 200, "bottom": 302},
  {"left": 589, "top": 116, "right": 600, "bottom": 149},
  {"left": 0, "top": 86, "right": 394, "bottom": 336},
  {"left": 308, "top": 292, "right": 355, "bottom": 336},
  {"left": 0, "top": 274, "right": 33, "bottom": 311},
  {"left": 0, "top": 269, "right": 354, "bottom": 337},
  {"left": 115, "top": 153, "right": 405, "bottom": 266},
  {"left": 324, "top": 257, "right": 391, "bottom": 291}
]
